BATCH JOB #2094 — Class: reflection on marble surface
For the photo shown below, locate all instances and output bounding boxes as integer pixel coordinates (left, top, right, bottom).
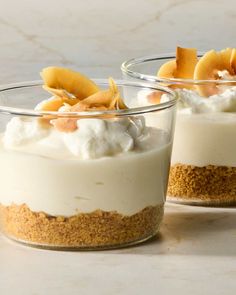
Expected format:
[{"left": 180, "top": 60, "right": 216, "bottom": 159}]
[{"left": 120, "top": 203, "right": 236, "bottom": 256}]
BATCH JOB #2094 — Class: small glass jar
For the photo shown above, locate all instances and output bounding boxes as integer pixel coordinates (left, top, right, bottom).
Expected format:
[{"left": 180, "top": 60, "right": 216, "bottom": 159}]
[
  {"left": 122, "top": 54, "right": 236, "bottom": 206},
  {"left": 0, "top": 79, "right": 176, "bottom": 250}
]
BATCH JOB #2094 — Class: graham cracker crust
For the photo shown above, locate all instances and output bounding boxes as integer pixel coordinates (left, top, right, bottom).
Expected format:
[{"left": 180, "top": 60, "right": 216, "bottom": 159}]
[
  {"left": 168, "top": 164, "right": 236, "bottom": 205},
  {"left": 0, "top": 203, "right": 163, "bottom": 249}
]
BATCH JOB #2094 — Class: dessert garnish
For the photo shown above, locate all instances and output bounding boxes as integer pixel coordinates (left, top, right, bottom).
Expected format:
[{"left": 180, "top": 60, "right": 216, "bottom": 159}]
[
  {"left": 157, "top": 47, "right": 198, "bottom": 80},
  {"left": 39, "top": 67, "right": 127, "bottom": 132},
  {"left": 157, "top": 47, "right": 236, "bottom": 96},
  {"left": 41, "top": 67, "right": 100, "bottom": 99}
]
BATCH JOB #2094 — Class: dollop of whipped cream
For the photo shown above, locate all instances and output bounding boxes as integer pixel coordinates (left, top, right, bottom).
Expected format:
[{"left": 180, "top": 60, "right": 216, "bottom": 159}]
[
  {"left": 137, "top": 78, "right": 236, "bottom": 114},
  {"left": 176, "top": 87, "right": 236, "bottom": 113},
  {"left": 58, "top": 117, "right": 146, "bottom": 159},
  {"left": 3, "top": 114, "right": 149, "bottom": 159},
  {"left": 3, "top": 117, "right": 49, "bottom": 147}
]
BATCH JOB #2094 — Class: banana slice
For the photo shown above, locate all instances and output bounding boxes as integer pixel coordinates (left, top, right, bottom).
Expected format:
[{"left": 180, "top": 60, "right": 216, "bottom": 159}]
[{"left": 41, "top": 67, "right": 100, "bottom": 100}]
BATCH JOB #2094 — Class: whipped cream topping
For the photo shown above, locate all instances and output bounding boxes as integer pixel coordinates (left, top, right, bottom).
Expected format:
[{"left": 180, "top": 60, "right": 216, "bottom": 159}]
[
  {"left": 3, "top": 117, "right": 49, "bottom": 147},
  {"left": 137, "top": 82, "right": 236, "bottom": 114},
  {"left": 3, "top": 111, "right": 158, "bottom": 160},
  {"left": 176, "top": 88, "right": 236, "bottom": 113}
]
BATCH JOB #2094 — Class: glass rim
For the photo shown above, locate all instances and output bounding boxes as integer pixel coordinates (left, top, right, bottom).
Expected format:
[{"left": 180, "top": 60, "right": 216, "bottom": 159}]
[
  {"left": 0, "top": 79, "right": 177, "bottom": 118},
  {"left": 121, "top": 52, "right": 236, "bottom": 85}
]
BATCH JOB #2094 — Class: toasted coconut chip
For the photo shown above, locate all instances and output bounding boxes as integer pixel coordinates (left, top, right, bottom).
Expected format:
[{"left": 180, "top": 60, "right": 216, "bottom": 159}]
[
  {"left": 71, "top": 78, "right": 127, "bottom": 111},
  {"left": 80, "top": 89, "right": 112, "bottom": 107},
  {"left": 157, "top": 47, "right": 236, "bottom": 97},
  {"left": 157, "top": 47, "right": 197, "bottom": 80},
  {"left": 51, "top": 79, "right": 127, "bottom": 133},
  {"left": 157, "top": 60, "right": 176, "bottom": 79},
  {"left": 38, "top": 117, "right": 53, "bottom": 129},
  {"left": 194, "top": 50, "right": 220, "bottom": 96},
  {"left": 49, "top": 102, "right": 87, "bottom": 133},
  {"left": 220, "top": 48, "right": 234, "bottom": 74},
  {"left": 52, "top": 103, "right": 110, "bottom": 133},
  {"left": 147, "top": 91, "right": 164, "bottom": 104},
  {"left": 43, "top": 85, "right": 76, "bottom": 99},
  {"left": 108, "top": 78, "right": 128, "bottom": 109},
  {"left": 43, "top": 85, "right": 80, "bottom": 108},
  {"left": 51, "top": 118, "right": 78, "bottom": 133},
  {"left": 194, "top": 49, "right": 236, "bottom": 81},
  {"left": 157, "top": 47, "right": 197, "bottom": 90},
  {"left": 109, "top": 77, "right": 118, "bottom": 94},
  {"left": 194, "top": 48, "right": 236, "bottom": 96},
  {"left": 40, "top": 97, "right": 64, "bottom": 112},
  {"left": 230, "top": 48, "right": 236, "bottom": 73},
  {"left": 175, "top": 46, "right": 198, "bottom": 79},
  {"left": 41, "top": 66, "right": 100, "bottom": 99},
  {"left": 41, "top": 68, "right": 128, "bottom": 132}
]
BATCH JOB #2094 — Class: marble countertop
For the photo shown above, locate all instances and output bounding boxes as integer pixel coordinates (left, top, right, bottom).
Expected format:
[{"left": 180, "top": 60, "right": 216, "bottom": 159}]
[
  {"left": 0, "top": 0, "right": 236, "bottom": 294},
  {"left": 0, "top": 0, "right": 236, "bottom": 82},
  {"left": 1, "top": 203, "right": 236, "bottom": 295}
]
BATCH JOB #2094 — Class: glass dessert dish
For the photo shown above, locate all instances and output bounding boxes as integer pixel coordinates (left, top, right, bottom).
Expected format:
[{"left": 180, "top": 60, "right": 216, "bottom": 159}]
[
  {"left": 121, "top": 47, "right": 236, "bottom": 206},
  {"left": 0, "top": 74, "right": 177, "bottom": 250}
]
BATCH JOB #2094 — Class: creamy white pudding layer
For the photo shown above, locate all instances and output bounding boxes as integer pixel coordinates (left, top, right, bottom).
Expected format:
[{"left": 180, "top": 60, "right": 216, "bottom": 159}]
[
  {"left": 171, "top": 88, "right": 236, "bottom": 167},
  {"left": 0, "top": 115, "right": 171, "bottom": 216},
  {"left": 172, "top": 112, "right": 236, "bottom": 167},
  {"left": 137, "top": 87, "right": 236, "bottom": 167},
  {"left": 0, "top": 143, "right": 170, "bottom": 216}
]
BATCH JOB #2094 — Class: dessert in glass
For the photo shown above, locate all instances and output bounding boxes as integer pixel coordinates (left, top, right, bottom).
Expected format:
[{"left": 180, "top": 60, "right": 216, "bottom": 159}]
[
  {"left": 121, "top": 47, "right": 236, "bottom": 206},
  {"left": 0, "top": 67, "right": 177, "bottom": 249}
]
